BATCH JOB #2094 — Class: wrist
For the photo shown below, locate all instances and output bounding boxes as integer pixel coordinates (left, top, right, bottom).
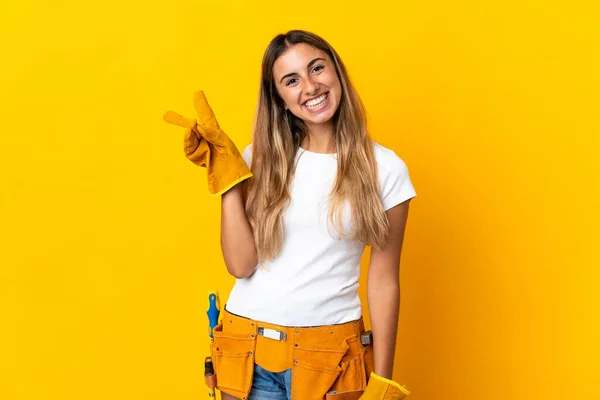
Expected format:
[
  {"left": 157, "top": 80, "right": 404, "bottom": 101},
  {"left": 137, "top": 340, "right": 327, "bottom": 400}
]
[
  {"left": 221, "top": 183, "right": 242, "bottom": 198},
  {"left": 373, "top": 367, "right": 393, "bottom": 380}
]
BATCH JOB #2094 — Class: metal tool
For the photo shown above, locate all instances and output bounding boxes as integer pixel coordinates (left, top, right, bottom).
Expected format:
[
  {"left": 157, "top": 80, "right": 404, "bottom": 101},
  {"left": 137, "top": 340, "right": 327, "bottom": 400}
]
[{"left": 205, "top": 291, "right": 220, "bottom": 399}]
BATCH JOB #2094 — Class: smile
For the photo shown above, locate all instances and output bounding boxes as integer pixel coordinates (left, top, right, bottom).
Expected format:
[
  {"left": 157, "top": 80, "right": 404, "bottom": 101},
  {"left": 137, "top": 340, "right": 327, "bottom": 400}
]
[{"left": 303, "top": 93, "right": 329, "bottom": 112}]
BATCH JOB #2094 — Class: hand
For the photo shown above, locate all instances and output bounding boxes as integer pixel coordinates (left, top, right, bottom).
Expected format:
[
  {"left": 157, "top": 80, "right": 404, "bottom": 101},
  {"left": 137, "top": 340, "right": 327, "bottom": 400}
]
[
  {"left": 163, "top": 91, "right": 221, "bottom": 167},
  {"left": 359, "top": 372, "right": 410, "bottom": 400},
  {"left": 163, "top": 90, "right": 253, "bottom": 196}
]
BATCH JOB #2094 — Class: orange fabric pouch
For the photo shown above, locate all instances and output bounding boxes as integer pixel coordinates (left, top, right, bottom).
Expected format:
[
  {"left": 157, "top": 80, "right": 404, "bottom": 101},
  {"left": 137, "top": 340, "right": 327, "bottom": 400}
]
[
  {"left": 210, "top": 308, "right": 376, "bottom": 400},
  {"left": 210, "top": 321, "right": 256, "bottom": 399}
]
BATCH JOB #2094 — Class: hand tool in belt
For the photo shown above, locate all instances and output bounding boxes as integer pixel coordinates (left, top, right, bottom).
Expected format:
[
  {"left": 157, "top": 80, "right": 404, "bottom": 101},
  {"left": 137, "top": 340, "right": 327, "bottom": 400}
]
[{"left": 205, "top": 291, "right": 220, "bottom": 398}]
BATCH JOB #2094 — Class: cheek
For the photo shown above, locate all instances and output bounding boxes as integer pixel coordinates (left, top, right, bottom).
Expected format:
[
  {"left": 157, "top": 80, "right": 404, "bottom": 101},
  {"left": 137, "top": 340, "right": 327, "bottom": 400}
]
[
  {"left": 279, "top": 88, "right": 298, "bottom": 105},
  {"left": 324, "top": 74, "right": 342, "bottom": 95},
  {"left": 329, "top": 85, "right": 342, "bottom": 107}
]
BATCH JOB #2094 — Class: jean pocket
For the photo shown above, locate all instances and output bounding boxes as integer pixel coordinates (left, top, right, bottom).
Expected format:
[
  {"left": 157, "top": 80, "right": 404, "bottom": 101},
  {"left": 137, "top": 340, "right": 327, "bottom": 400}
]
[{"left": 211, "top": 323, "right": 256, "bottom": 399}]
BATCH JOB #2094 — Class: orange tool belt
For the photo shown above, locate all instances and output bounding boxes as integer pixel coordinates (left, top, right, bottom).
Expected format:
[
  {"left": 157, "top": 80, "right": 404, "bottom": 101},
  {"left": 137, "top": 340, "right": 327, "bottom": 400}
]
[{"left": 207, "top": 307, "right": 375, "bottom": 400}]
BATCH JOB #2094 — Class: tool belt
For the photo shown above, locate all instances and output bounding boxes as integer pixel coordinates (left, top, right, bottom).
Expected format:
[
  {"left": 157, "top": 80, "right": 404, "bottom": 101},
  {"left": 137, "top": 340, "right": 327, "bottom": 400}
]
[{"left": 207, "top": 306, "right": 375, "bottom": 400}]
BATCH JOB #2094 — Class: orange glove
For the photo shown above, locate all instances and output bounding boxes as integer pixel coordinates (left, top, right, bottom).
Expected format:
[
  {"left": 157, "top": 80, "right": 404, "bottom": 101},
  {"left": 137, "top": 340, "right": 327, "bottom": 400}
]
[
  {"left": 163, "top": 91, "right": 253, "bottom": 196},
  {"left": 360, "top": 372, "right": 411, "bottom": 400}
]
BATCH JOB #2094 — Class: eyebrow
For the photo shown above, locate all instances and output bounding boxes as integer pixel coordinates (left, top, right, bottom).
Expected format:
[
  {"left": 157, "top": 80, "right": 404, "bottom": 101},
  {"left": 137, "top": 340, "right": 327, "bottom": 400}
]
[{"left": 279, "top": 57, "right": 326, "bottom": 84}]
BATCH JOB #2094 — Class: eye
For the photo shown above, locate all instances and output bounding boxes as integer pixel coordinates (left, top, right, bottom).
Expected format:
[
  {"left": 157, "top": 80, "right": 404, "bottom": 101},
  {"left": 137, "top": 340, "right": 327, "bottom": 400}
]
[
  {"left": 285, "top": 78, "right": 297, "bottom": 86},
  {"left": 313, "top": 65, "right": 325, "bottom": 73}
]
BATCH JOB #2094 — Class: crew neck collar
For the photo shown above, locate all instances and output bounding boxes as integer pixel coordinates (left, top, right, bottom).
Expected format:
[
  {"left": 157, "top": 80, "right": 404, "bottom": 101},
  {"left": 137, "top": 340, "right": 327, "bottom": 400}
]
[{"left": 298, "top": 146, "right": 337, "bottom": 155}]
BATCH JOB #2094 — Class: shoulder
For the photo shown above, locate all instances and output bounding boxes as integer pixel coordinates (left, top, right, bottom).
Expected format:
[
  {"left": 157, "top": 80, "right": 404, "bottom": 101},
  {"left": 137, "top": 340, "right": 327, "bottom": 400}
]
[
  {"left": 372, "top": 140, "right": 409, "bottom": 175},
  {"left": 242, "top": 143, "right": 253, "bottom": 157},
  {"left": 241, "top": 143, "right": 253, "bottom": 167},
  {"left": 371, "top": 140, "right": 417, "bottom": 209}
]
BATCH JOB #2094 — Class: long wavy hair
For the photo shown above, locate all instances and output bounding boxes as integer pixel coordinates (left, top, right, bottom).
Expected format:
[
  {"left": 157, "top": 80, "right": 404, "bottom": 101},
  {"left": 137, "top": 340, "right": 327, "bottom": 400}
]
[{"left": 243, "top": 30, "right": 390, "bottom": 263}]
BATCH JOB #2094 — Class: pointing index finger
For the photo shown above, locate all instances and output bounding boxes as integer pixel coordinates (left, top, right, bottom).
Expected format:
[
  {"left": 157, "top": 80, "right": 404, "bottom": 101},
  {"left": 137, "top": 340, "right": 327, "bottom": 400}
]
[{"left": 163, "top": 111, "right": 197, "bottom": 129}]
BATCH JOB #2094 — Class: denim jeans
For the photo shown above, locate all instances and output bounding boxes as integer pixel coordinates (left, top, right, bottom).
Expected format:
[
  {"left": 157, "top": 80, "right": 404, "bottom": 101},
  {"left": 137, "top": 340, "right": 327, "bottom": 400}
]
[{"left": 247, "top": 363, "right": 292, "bottom": 400}]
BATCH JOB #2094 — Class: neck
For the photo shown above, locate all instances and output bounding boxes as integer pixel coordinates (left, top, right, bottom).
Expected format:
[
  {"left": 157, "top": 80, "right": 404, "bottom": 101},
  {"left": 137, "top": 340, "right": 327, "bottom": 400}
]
[{"left": 302, "top": 122, "right": 335, "bottom": 154}]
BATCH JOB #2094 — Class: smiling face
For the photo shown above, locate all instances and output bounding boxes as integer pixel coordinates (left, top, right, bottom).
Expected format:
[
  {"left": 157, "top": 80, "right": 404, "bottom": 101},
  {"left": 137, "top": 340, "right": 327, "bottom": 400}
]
[{"left": 273, "top": 43, "right": 342, "bottom": 133}]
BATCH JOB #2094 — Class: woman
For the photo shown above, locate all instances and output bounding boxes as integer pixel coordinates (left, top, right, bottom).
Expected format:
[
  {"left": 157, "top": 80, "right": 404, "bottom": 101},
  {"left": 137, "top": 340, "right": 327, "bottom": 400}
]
[{"left": 166, "top": 30, "right": 414, "bottom": 400}]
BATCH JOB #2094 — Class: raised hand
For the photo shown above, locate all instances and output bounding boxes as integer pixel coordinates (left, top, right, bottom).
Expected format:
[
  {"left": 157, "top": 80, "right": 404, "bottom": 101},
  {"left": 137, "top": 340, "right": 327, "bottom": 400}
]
[{"left": 163, "top": 91, "right": 253, "bottom": 196}]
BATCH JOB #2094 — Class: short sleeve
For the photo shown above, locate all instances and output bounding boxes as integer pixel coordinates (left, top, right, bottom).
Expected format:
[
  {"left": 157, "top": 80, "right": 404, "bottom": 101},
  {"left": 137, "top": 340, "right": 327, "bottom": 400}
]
[
  {"left": 378, "top": 149, "right": 417, "bottom": 211},
  {"left": 241, "top": 143, "right": 253, "bottom": 169}
]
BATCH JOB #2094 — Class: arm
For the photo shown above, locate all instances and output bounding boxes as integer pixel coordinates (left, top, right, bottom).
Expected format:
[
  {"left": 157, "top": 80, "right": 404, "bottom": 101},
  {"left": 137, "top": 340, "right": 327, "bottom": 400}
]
[
  {"left": 367, "top": 200, "right": 411, "bottom": 379},
  {"left": 220, "top": 184, "right": 258, "bottom": 279}
]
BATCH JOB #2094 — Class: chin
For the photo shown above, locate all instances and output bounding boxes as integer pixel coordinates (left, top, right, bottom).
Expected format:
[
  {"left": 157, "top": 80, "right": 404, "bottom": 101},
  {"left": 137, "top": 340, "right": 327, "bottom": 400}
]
[{"left": 307, "top": 113, "right": 334, "bottom": 125}]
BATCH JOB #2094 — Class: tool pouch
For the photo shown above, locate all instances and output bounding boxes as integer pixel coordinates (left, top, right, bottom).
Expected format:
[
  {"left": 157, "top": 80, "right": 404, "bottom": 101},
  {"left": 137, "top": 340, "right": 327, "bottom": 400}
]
[
  {"left": 209, "top": 322, "right": 257, "bottom": 400},
  {"left": 322, "top": 333, "right": 375, "bottom": 400},
  {"left": 204, "top": 373, "right": 217, "bottom": 389},
  {"left": 204, "top": 356, "right": 217, "bottom": 389},
  {"left": 290, "top": 336, "right": 348, "bottom": 400},
  {"left": 208, "top": 308, "right": 376, "bottom": 400}
]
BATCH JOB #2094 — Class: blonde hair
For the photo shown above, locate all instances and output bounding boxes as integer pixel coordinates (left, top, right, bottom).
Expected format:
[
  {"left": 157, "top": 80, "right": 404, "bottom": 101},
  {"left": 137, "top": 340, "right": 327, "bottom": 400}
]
[{"left": 243, "top": 30, "right": 389, "bottom": 263}]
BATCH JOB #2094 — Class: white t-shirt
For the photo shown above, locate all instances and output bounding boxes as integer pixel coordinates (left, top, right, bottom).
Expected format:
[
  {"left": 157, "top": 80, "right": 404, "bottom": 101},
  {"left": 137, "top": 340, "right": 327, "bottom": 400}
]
[{"left": 225, "top": 141, "right": 417, "bottom": 326}]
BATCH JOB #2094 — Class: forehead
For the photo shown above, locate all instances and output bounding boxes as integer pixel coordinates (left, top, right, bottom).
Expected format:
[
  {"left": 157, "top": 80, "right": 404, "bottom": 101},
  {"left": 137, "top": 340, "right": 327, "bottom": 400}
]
[{"left": 273, "top": 43, "right": 330, "bottom": 80}]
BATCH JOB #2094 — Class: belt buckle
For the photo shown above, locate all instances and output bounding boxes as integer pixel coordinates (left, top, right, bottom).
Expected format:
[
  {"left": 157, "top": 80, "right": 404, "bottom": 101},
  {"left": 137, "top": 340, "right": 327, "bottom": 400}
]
[{"left": 258, "top": 327, "right": 287, "bottom": 342}]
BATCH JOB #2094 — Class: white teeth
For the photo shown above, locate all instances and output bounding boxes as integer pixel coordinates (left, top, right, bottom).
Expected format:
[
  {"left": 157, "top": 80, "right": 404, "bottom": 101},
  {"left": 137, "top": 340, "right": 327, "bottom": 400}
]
[{"left": 304, "top": 93, "right": 328, "bottom": 108}]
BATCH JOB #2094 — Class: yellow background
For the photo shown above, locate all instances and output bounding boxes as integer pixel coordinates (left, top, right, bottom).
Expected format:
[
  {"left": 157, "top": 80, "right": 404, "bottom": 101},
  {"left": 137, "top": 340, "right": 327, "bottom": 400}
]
[{"left": 1, "top": 0, "right": 598, "bottom": 399}]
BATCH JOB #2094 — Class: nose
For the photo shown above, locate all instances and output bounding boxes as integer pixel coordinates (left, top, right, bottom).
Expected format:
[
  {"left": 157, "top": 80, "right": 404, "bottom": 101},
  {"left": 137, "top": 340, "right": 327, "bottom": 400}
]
[{"left": 303, "top": 77, "right": 320, "bottom": 96}]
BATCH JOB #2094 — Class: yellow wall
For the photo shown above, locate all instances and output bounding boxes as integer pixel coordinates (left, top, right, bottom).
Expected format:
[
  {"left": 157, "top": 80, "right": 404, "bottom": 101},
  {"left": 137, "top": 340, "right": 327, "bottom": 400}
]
[{"left": 1, "top": 1, "right": 598, "bottom": 399}]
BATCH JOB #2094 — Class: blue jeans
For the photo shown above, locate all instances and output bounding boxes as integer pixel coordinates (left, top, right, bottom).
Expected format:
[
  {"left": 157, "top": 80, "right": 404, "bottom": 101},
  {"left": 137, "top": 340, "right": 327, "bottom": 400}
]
[{"left": 247, "top": 363, "right": 292, "bottom": 400}]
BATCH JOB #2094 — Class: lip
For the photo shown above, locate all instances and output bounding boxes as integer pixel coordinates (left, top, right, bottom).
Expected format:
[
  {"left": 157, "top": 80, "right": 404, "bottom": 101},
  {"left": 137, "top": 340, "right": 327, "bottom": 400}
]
[
  {"left": 303, "top": 92, "right": 329, "bottom": 106},
  {"left": 303, "top": 93, "right": 330, "bottom": 113}
]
